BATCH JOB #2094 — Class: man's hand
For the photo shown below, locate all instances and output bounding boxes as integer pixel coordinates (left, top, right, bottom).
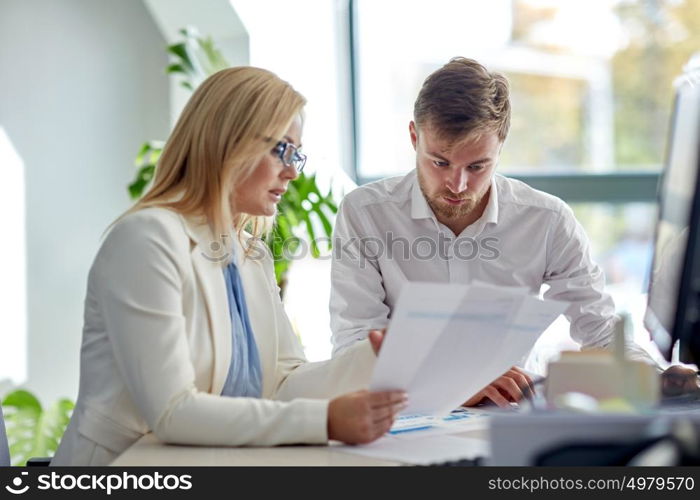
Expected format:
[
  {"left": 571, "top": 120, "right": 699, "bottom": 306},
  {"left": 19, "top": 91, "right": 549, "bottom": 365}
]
[
  {"left": 462, "top": 366, "right": 535, "bottom": 408},
  {"left": 661, "top": 365, "right": 700, "bottom": 397},
  {"left": 368, "top": 328, "right": 386, "bottom": 356},
  {"left": 327, "top": 390, "right": 407, "bottom": 444}
]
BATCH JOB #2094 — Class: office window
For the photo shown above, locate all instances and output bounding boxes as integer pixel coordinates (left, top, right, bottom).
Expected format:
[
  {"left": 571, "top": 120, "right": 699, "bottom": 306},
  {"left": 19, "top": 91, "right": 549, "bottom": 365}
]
[
  {"left": 572, "top": 202, "right": 655, "bottom": 296},
  {"left": 353, "top": 0, "right": 700, "bottom": 179}
]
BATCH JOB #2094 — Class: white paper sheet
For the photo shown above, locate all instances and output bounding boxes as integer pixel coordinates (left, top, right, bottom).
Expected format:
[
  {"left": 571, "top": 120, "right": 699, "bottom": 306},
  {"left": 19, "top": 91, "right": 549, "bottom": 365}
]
[
  {"left": 339, "top": 434, "right": 489, "bottom": 465},
  {"left": 370, "top": 282, "right": 568, "bottom": 416},
  {"left": 369, "top": 283, "right": 468, "bottom": 393}
]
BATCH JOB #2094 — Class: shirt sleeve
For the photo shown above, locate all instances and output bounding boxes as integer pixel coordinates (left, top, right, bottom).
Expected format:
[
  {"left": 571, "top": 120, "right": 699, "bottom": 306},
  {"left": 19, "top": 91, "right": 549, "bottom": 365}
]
[
  {"left": 542, "top": 204, "right": 661, "bottom": 367},
  {"left": 542, "top": 204, "right": 617, "bottom": 350},
  {"left": 329, "top": 196, "right": 392, "bottom": 356}
]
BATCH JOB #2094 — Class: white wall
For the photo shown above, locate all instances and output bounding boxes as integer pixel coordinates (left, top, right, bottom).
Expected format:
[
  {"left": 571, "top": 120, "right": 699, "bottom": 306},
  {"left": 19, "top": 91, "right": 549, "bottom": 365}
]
[{"left": 0, "top": 0, "right": 170, "bottom": 404}]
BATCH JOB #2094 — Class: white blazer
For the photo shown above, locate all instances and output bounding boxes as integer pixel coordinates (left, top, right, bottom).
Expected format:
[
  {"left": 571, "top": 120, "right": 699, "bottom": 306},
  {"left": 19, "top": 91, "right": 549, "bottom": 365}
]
[{"left": 52, "top": 208, "right": 375, "bottom": 466}]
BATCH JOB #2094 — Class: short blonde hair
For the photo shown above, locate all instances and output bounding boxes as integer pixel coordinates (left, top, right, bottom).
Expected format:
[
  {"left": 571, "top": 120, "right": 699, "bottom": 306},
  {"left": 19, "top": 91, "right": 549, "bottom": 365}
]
[
  {"left": 129, "top": 66, "right": 306, "bottom": 240},
  {"left": 414, "top": 57, "right": 510, "bottom": 143}
]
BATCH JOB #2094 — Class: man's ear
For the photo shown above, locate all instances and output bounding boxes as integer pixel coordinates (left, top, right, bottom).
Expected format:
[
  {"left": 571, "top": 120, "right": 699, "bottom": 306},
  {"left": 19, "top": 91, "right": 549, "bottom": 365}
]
[{"left": 409, "top": 121, "right": 418, "bottom": 151}]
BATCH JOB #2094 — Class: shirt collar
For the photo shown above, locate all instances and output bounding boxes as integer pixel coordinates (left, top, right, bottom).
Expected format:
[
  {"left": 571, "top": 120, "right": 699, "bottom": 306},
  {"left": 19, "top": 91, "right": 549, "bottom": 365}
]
[
  {"left": 408, "top": 170, "right": 501, "bottom": 226},
  {"left": 410, "top": 172, "right": 435, "bottom": 220},
  {"left": 481, "top": 175, "right": 500, "bottom": 226}
]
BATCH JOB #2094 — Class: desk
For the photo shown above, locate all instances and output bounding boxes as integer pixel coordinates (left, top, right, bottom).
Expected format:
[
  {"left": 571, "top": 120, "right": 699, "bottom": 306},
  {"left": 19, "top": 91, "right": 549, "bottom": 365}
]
[
  {"left": 111, "top": 426, "right": 490, "bottom": 466},
  {"left": 112, "top": 407, "right": 700, "bottom": 466}
]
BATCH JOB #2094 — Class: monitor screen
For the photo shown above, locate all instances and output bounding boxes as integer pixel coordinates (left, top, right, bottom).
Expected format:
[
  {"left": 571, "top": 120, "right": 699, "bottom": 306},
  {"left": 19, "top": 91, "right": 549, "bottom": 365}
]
[{"left": 645, "top": 58, "right": 700, "bottom": 361}]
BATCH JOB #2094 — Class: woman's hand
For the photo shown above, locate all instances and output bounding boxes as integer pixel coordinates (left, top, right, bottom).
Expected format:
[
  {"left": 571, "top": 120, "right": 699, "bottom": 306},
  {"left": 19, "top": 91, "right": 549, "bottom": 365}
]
[{"left": 327, "top": 390, "right": 407, "bottom": 444}]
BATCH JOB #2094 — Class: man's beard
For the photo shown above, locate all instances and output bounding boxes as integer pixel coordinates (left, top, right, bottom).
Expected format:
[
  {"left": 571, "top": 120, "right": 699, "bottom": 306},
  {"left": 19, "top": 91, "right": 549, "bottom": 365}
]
[{"left": 417, "top": 169, "right": 480, "bottom": 220}]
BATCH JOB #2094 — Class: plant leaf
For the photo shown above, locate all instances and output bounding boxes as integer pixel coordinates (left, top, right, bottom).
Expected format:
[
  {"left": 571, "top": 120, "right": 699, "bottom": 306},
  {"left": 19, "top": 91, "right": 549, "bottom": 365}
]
[
  {"left": 135, "top": 142, "right": 151, "bottom": 165},
  {"left": 2, "top": 390, "right": 73, "bottom": 465},
  {"left": 167, "top": 43, "right": 194, "bottom": 73},
  {"left": 3, "top": 390, "right": 41, "bottom": 413},
  {"left": 128, "top": 164, "right": 156, "bottom": 200},
  {"left": 166, "top": 63, "right": 186, "bottom": 75},
  {"left": 197, "top": 37, "right": 229, "bottom": 75}
]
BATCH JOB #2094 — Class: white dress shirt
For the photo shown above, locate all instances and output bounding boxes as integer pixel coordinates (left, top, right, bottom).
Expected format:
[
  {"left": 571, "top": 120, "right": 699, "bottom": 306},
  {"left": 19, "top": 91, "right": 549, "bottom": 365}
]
[{"left": 330, "top": 170, "right": 619, "bottom": 357}]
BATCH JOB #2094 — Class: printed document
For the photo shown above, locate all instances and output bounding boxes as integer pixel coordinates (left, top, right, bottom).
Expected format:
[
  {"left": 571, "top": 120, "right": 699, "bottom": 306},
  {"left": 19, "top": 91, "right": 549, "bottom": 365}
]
[{"left": 370, "top": 282, "right": 568, "bottom": 416}]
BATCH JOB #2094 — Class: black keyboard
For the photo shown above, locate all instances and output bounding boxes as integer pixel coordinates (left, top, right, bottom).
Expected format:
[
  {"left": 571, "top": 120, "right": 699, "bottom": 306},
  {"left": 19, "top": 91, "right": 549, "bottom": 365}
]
[
  {"left": 657, "top": 392, "right": 700, "bottom": 413},
  {"left": 424, "top": 456, "right": 485, "bottom": 467}
]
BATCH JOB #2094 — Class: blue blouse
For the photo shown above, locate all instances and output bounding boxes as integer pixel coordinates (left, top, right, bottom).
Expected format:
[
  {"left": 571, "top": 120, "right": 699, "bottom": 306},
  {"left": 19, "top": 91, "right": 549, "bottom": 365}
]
[{"left": 219, "top": 254, "right": 263, "bottom": 398}]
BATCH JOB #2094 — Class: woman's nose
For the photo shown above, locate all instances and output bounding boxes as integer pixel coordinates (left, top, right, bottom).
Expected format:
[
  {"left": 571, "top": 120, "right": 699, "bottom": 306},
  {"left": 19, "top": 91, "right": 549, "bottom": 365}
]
[{"left": 281, "top": 163, "right": 299, "bottom": 181}]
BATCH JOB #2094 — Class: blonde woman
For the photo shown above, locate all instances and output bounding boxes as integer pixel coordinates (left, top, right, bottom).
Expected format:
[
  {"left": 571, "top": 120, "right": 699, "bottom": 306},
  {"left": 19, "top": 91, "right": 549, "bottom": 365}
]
[{"left": 52, "top": 67, "right": 406, "bottom": 466}]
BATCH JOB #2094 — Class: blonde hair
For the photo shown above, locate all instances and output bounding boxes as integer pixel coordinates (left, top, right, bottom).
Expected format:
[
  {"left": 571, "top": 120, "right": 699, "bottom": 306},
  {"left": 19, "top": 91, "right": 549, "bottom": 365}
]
[
  {"left": 414, "top": 57, "right": 510, "bottom": 143},
  {"left": 125, "top": 66, "right": 306, "bottom": 241}
]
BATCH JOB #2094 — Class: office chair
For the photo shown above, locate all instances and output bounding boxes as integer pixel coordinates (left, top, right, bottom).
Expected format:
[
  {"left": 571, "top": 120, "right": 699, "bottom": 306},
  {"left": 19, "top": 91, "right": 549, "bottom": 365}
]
[
  {"left": 0, "top": 404, "right": 51, "bottom": 467},
  {"left": 0, "top": 405, "right": 10, "bottom": 466}
]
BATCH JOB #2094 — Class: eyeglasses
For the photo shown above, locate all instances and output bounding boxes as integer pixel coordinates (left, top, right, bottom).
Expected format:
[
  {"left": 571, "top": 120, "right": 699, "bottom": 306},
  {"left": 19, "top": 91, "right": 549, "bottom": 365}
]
[{"left": 271, "top": 141, "right": 307, "bottom": 173}]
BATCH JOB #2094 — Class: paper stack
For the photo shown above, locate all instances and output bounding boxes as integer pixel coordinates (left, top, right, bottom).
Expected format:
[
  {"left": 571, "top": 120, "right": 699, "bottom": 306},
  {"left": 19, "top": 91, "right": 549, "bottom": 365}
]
[{"left": 370, "top": 281, "right": 568, "bottom": 416}]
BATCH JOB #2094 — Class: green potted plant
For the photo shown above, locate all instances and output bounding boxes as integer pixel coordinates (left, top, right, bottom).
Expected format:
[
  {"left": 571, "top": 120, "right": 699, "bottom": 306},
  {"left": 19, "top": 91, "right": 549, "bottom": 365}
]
[{"left": 2, "top": 389, "right": 74, "bottom": 466}]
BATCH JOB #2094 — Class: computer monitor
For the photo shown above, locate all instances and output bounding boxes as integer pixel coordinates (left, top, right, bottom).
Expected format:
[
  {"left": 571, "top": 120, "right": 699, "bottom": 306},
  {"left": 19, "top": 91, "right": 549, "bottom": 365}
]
[{"left": 645, "top": 55, "right": 700, "bottom": 365}]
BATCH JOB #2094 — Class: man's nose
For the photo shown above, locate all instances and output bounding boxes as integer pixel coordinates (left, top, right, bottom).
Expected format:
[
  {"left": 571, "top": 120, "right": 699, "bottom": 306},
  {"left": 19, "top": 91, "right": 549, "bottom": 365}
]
[{"left": 445, "top": 169, "right": 468, "bottom": 194}]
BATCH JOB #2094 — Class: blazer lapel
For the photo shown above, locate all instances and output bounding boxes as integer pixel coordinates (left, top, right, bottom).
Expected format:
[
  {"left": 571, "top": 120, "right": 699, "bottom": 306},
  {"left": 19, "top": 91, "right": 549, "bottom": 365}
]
[{"left": 181, "top": 216, "right": 232, "bottom": 395}]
